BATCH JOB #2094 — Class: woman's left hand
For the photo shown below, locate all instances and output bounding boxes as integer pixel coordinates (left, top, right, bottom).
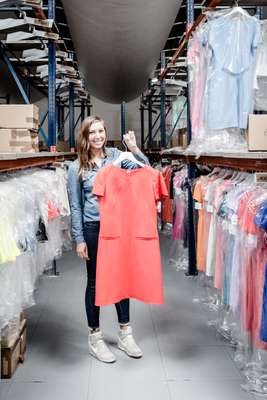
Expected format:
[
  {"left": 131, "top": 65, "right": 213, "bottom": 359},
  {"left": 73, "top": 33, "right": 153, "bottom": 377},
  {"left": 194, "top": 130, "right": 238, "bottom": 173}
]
[{"left": 123, "top": 130, "right": 138, "bottom": 152}]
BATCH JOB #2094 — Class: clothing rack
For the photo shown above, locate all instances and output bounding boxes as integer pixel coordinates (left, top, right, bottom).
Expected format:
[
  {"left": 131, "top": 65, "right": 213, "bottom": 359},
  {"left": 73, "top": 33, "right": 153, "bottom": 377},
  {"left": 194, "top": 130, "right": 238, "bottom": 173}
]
[{"left": 159, "top": 149, "right": 267, "bottom": 276}]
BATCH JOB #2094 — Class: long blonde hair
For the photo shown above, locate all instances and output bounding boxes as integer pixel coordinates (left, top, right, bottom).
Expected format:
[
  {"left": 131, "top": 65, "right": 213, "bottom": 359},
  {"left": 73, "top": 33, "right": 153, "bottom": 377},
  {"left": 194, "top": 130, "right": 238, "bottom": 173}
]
[{"left": 77, "top": 116, "right": 107, "bottom": 178}]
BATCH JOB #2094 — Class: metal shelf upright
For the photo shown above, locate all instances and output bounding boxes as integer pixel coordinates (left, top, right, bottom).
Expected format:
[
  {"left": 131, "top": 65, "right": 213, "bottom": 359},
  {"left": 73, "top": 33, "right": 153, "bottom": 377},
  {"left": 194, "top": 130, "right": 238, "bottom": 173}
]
[
  {"left": 186, "top": 0, "right": 197, "bottom": 276},
  {"left": 48, "top": 0, "right": 56, "bottom": 151}
]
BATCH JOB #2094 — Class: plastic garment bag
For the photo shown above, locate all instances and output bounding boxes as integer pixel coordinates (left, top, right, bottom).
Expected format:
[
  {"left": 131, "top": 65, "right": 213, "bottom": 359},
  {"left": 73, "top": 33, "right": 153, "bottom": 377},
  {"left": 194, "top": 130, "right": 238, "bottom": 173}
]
[
  {"left": 254, "top": 20, "right": 267, "bottom": 111},
  {"left": 187, "top": 7, "right": 261, "bottom": 155},
  {"left": 186, "top": 168, "right": 267, "bottom": 394},
  {"left": 0, "top": 167, "right": 71, "bottom": 331},
  {"left": 168, "top": 166, "right": 188, "bottom": 271}
]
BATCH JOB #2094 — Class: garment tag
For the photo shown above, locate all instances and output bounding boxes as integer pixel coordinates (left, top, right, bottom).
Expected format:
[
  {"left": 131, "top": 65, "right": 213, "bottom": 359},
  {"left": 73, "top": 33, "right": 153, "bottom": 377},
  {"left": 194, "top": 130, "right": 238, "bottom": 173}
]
[
  {"left": 206, "top": 205, "right": 213, "bottom": 213},
  {"left": 231, "top": 215, "right": 238, "bottom": 226},
  {"left": 195, "top": 202, "right": 202, "bottom": 210},
  {"left": 254, "top": 173, "right": 267, "bottom": 184},
  {"left": 247, "top": 234, "right": 257, "bottom": 248}
]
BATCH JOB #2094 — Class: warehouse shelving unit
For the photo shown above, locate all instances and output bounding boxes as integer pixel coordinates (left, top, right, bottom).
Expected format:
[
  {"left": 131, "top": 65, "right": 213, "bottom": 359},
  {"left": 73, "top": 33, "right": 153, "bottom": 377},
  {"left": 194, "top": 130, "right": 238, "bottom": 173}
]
[{"left": 0, "top": 0, "right": 92, "bottom": 152}]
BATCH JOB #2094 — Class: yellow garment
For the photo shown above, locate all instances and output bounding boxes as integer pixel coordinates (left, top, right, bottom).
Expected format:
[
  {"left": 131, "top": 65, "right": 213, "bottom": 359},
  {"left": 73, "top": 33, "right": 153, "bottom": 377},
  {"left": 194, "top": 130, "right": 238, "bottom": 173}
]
[{"left": 0, "top": 221, "right": 20, "bottom": 264}]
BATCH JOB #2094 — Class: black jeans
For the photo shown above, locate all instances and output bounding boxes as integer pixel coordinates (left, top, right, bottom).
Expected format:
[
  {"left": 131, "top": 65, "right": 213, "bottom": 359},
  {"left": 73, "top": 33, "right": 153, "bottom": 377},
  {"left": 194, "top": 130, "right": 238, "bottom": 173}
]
[{"left": 84, "top": 221, "right": 130, "bottom": 329}]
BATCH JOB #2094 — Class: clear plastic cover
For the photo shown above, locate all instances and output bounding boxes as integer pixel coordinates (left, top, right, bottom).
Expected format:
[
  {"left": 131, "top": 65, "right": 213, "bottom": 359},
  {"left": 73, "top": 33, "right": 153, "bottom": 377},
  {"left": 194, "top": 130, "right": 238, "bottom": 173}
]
[
  {"left": 0, "top": 166, "right": 71, "bottom": 330},
  {"left": 187, "top": 8, "right": 262, "bottom": 155},
  {"left": 254, "top": 20, "right": 267, "bottom": 111},
  {"left": 180, "top": 169, "right": 267, "bottom": 394}
]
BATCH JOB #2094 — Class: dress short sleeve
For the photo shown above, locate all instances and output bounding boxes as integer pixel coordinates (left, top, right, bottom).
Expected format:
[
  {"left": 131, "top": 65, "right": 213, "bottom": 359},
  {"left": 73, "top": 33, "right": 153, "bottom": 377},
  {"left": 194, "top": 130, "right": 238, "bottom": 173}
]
[
  {"left": 154, "top": 171, "right": 168, "bottom": 201},
  {"left": 93, "top": 168, "right": 106, "bottom": 197}
]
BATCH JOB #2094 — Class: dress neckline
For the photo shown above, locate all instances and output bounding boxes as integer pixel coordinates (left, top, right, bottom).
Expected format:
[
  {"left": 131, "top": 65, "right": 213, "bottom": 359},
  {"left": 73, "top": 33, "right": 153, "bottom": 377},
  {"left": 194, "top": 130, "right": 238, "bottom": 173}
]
[{"left": 110, "top": 164, "right": 148, "bottom": 175}]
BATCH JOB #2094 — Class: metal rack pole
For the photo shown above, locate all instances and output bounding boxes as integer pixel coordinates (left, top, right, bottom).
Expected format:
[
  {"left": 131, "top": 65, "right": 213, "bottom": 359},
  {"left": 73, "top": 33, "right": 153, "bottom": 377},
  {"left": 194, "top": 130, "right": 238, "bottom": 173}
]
[
  {"left": 186, "top": 0, "right": 197, "bottom": 276},
  {"left": 48, "top": 0, "right": 56, "bottom": 152},
  {"left": 0, "top": 46, "right": 30, "bottom": 104},
  {"left": 160, "top": 51, "right": 166, "bottom": 148},
  {"left": 148, "top": 79, "right": 153, "bottom": 147},
  {"left": 140, "top": 103, "right": 145, "bottom": 150},
  {"left": 81, "top": 101, "right": 85, "bottom": 122},
  {"left": 256, "top": 6, "right": 264, "bottom": 19},
  {"left": 69, "top": 82, "right": 75, "bottom": 151},
  {"left": 121, "top": 101, "right": 126, "bottom": 140}
]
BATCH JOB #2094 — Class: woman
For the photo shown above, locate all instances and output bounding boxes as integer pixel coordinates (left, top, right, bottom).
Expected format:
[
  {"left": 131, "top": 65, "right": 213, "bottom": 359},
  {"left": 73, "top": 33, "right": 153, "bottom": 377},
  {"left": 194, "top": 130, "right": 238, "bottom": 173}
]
[{"left": 67, "top": 116, "right": 149, "bottom": 363}]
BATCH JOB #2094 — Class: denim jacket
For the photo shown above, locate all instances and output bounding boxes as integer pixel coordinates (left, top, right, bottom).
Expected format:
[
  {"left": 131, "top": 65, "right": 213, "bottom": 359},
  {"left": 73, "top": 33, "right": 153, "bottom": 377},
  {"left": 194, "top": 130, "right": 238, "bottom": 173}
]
[{"left": 67, "top": 147, "right": 149, "bottom": 244}]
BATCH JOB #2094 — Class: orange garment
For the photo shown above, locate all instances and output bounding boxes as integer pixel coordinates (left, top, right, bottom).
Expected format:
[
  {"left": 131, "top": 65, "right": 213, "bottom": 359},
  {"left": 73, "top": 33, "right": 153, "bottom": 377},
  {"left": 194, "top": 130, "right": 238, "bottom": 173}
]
[
  {"left": 193, "top": 176, "right": 210, "bottom": 272},
  {"left": 93, "top": 165, "right": 168, "bottom": 306},
  {"left": 161, "top": 166, "right": 173, "bottom": 223}
]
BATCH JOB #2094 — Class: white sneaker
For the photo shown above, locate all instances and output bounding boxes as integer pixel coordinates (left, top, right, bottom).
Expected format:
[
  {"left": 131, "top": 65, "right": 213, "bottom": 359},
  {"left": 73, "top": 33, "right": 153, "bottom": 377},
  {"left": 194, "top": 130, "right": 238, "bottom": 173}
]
[
  {"left": 88, "top": 330, "right": 116, "bottom": 363},
  {"left": 118, "top": 326, "right": 143, "bottom": 358}
]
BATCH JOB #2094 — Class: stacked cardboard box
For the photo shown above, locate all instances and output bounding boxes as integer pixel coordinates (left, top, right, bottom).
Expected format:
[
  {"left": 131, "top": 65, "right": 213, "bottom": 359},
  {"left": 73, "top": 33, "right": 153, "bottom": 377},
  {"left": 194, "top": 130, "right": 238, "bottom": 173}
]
[
  {"left": 0, "top": 104, "right": 39, "bottom": 153},
  {"left": 248, "top": 115, "right": 267, "bottom": 151},
  {"left": 1, "top": 313, "right": 27, "bottom": 379}
]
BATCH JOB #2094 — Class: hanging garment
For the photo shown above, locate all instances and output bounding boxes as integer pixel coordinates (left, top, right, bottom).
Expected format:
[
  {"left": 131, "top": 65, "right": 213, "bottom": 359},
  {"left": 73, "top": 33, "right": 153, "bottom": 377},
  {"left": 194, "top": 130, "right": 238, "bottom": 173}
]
[
  {"left": 172, "top": 171, "right": 187, "bottom": 241},
  {"left": 201, "top": 14, "right": 261, "bottom": 129},
  {"left": 193, "top": 177, "right": 207, "bottom": 272},
  {"left": 254, "top": 21, "right": 267, "bottom": 111},
  {"left": 188, "top": 24, "right": 209, "bottom": 139},
  {"left": 161, "top": 166, "right": 173, "bottom": 223},
  {"left": 93, "top": 164, "right": 168, "bottom": 306}
]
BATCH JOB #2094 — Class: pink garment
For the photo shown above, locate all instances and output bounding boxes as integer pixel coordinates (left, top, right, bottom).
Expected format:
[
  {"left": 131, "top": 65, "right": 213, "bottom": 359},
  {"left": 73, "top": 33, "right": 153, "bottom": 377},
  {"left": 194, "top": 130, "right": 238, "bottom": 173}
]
[
  {"left": 214, "top": 218, "right": 225, "bottom": 290},
  {"left": 172, "top": 197, "right": 185, "bottom": 240},
  {"left": 188, "top": 30, "right": 207, "bottom": 139},
  {"left": 172, "top": 174, "right": 186, "bottom": 241}
]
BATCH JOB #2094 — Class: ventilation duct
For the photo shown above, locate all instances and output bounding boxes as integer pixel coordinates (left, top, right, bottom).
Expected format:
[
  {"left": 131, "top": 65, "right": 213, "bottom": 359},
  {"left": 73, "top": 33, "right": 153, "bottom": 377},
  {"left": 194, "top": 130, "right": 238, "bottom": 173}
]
[{"left": 61, "top": 0, "right": 181, "bottom": 103}]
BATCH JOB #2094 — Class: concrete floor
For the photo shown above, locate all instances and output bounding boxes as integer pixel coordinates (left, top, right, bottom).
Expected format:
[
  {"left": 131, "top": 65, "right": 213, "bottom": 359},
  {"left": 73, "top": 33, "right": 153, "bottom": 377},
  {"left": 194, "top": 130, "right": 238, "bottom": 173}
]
[{"left": 0, "top": 235, "right": 260, "bottom": 400}]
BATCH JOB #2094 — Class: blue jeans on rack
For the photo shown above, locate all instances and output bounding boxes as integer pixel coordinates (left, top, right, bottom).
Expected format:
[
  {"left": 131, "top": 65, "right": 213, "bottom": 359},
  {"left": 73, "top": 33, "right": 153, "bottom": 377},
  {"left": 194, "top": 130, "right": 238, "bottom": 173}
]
[{"left": 84, "top": 221, "right": 130, "bottom": 329}]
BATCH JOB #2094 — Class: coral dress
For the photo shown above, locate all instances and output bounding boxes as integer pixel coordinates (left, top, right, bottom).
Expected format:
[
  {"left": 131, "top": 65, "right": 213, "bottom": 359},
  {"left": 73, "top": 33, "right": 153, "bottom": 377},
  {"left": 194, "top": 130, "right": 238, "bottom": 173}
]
[{"left": 93, "top": 164, "right": 168, "bottom": 306}]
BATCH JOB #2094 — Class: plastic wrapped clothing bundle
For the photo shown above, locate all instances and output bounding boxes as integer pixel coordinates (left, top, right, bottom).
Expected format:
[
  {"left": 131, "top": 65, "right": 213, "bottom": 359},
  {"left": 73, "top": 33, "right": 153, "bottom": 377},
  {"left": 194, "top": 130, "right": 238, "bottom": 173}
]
[
  {"left": 0, "top": 167, "right": 71, "bottom": 330},
  {"left": 187, "top": 7, "right": 261, "bottom": 155},
  {"left": 254, "top": 20, "right": 267, "bottom": 111},
  {"left": 169, "top": 166, "right": 188, "bottom": 271},
  {"left": 189, "top": 169, "right": 267, "bottom": 394}
]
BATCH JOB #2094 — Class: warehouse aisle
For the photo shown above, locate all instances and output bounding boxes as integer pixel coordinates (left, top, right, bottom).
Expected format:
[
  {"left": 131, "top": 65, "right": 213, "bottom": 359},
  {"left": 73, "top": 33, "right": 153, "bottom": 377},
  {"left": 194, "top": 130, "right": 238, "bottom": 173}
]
[{"left": 0, "top": 235, "right": 259, "bottom": 400}]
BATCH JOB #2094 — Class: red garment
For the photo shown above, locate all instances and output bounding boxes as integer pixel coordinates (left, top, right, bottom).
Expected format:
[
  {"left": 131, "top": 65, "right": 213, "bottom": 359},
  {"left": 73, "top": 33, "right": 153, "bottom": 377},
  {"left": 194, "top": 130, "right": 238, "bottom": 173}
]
[
  {"left": 161, "top": 166, "right": 173, "bottom": 223},
  {"left": 47, "top": 200, "right": 60, "bottom": 220},
  {"left": 93, "top": 165, "right": 168, "bottom": 306}
]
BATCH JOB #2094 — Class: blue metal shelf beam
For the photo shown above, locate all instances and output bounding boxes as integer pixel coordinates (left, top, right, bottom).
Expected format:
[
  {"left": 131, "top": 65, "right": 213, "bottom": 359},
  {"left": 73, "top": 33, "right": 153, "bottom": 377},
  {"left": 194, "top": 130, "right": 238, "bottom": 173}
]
[
  {"left": 160, "top": 51, "right": 166, "bottom": 148},
  {"left": 186, "top": 0, "right": 197, "bottom": 277},
  {"left": 69, "top": 83, "right": 75, "bottom": 150},
  {"left": 48, "top": 0, "right": 56, "bottom": 151},
  {"left": 121, "top": 101, "right": 126, "bottom": 140}
]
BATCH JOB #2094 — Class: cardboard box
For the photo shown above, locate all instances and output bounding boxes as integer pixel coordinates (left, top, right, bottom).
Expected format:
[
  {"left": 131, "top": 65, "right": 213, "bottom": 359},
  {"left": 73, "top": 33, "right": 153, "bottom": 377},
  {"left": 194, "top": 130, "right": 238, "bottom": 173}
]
[
  {"left": 0, "top": 129, "right": 39, "bottom": 153},
  {"left": 0, "top": 104, "right": 39, "bottom": 130},
  {"left": 1, "top": 324, "right": 27, "bottom": 379},
  {"left": 1, "top": 314, "right": 26, "bottom": 349},
  {"left": 1, "top": 336, "right": 21, "bottom": 378},
  {"left": 1, "top": 318, "right": 20, "bottom": 348},
  {"left": 248, "top": 115, "right": 267, "bottom": 151}
]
